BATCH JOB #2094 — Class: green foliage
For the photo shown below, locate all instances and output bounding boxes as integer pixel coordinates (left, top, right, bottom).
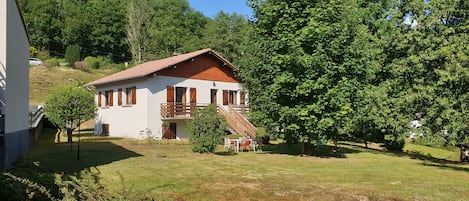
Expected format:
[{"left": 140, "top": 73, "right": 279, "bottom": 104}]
[
  {"left": 384, "top": 135, "right": 406, "bottom": 151},
  {"left": 64, "top": 45, "right": 80, "bottom": 67},
  {"left": 201, "top": 11, "right": 253, "bottom": 65},
  {"left": 29, "top": 46, "right": 38, "bottom": 57},
  {"left": 241, "top": 0, "right": 469, "bottom": 152},
  {"left": 83, "top": 56, "right": 111, "bottom": 69},
  {"left": 20, "top": 0, "right": 252, "bottom": 65},
  {"left": 44, "top": 58, "right": 65, "bottom": 67},
  {"left": 45, "top": 83, "right": 97, "bottom": 132},
  {"left": 412, "top": 135, "right": 447, "bottom": 148},
  {"left": 188, "top": 105, "right": 227, "bottom": 153}
]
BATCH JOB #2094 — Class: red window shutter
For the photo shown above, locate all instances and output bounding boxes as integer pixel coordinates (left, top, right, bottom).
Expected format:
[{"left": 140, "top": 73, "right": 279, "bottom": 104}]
[
  {"left": 132, "top": 87, "right": 137, "bottom": 105},
  {"left": 190, "top": 88, "right": 196, "bottom": 104},
  {"left": 109, "top": 90, "right": 114, "bottom": 106},
  {"left": 118, "top": 88, "right": 122, "bottom": 106},
  {"left": 167, "top": 86, "right": 175, "bottom": 103},
  {"left": 98, "top": 91, "right": 102, "bottom": 107},
  {"left": 222, "top": 90, "right": 228, "bottom": 105}
]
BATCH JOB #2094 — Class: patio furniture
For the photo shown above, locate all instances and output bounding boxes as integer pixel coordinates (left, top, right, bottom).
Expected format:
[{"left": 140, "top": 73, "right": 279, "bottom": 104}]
[
  {"left": 223, "top": 138, "right": 232, "bottom": 150},
  {"left": 251, "top": 139, "right": 262, "bottom": 152},
  {"left": 240, "top": 138, "right": 251, "bottom": 152}
]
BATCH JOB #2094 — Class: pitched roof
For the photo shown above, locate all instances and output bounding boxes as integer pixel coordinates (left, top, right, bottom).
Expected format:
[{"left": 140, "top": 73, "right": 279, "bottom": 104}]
[{"left": 85, "top": 48, "right": 235, "bottom": 87}]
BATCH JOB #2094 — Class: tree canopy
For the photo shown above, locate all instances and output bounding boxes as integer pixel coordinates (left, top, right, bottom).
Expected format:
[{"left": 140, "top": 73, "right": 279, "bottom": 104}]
[
  {"left": 240, "top": 0, "right": 469, "bottom": 152},
  {"left": 45, "top": 83, "right": 97, "bottom": 134},
  {"left": 19, "top": 0, "right": 252, "bottom": 65}
]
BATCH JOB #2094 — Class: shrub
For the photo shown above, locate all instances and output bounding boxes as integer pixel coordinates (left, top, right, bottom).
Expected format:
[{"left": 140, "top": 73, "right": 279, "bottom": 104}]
[
  {"left": 188, "top": 105, "right": 227, "bottom": 153},
  {"left": 412, "top": 134, "right": 446, "bottom": 148},
  {"left": 384, "top": 134, "right": 405, "bottom": 151},
  {"left": 64, "top": 45, "right": 80, "bottom": 67},
  {"left": 84, "top": 56, "right": 100, "bottom": 69},
  {"left": 256, "top": 127, "right": 270, "bottom": 144},
  {"left": 29, "top": 46, "right": 38, "bottom": 57}
]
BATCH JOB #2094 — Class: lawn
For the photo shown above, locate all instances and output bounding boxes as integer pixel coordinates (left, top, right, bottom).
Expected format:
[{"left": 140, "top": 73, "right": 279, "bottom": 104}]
[
  {"left": 3, "top": 126, "right": 469, "bottom": 201},
  {"left": 29, "top": 66, "right": 114, "bottom": 104}
]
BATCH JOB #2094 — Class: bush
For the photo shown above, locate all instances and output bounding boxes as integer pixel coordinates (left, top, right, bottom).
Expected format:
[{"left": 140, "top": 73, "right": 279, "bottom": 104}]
[
  {"left": 84, "top": 56, "right": 100, "bottom": 69},
  {"left": 29, "top": 46, "right": 38, "bottom": 57},
  {"left": 384, "top": 134, "right": 405, "bottom": 151},
  {"left": 412, "top": 134, "right": 446, "bottom": 148},
  {"left": 188, "top": 105, "right": 227, "bottom": 153},
  {"left": 256, "top": 127, "right": 270, "bottom": 144},
  {"left": 64, "top": 45, "right": 80, "bottom": 67}
]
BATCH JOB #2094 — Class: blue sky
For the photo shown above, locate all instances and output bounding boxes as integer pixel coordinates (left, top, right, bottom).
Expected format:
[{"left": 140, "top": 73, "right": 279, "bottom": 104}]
[{"left": 187, "top": 0, "right": 253, "bottom": 18}]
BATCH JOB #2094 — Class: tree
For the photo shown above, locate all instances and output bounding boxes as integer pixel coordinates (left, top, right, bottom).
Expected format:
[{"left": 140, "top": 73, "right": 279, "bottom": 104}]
[
  {"left": 45, "top": 83, "right": 96, "bottom": 143},
  {"left": 201, "top": 11, "right": 253, "bottom": 65},
  {"left": 242, "top": 0, "right": 468, "bottom": 154},
  {"left": 148, "top": 0, "right": 208, "bottom": 59},
  {"left": 18, "top": 0, "right": 65, "bottom": 55},
  {"left": 64, "top": 45, "right": 80, "bottom": 67},
  {"left": 126, "top": 0, "right": 153, "bottom": 63},
  {"left": 187, "top": 105, "right": 227, "bottom": 153},
  {"left": 240, "top": 0, "right": 396, "bottom": 153}
]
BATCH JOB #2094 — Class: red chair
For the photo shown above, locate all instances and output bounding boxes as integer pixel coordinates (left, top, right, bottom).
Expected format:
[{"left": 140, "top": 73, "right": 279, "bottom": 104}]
[{"left": 240, "top": 138, "right": 251, "bottom": 152}]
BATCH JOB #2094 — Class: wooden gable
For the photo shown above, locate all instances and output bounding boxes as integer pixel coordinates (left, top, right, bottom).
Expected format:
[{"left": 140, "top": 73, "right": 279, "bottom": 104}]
[{"left": 157, "top": 54, "right": 240, "bottom": 83}]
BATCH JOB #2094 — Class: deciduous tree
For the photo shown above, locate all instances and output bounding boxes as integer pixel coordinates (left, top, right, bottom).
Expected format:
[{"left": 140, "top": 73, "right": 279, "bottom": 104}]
[{"left": 45, "top": 84, "right": 96, "bottom": 143}]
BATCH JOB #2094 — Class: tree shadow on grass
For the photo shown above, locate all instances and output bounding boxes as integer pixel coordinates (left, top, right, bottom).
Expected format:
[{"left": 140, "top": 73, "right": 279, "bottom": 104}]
[
  {"left": 214, "top": 151, "right": 238, "bottom": 156},
  {"left": 0, "top": 127, "right": 144, "bottom": 200},
  {"left": 261, "top": 143, "right": 361, "bottom": 158},
  {"left": 340, "top": 141, "right": 469, "bottom": 172}
]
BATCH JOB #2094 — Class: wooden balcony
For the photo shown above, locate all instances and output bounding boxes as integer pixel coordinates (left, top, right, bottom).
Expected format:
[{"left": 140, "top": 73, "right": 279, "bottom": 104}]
[
  {"left": 160, "top": 102, "right": 210, "bottom": 119},
  {"left": 161, "top": 103, "right": 256, "bottom": 137}
]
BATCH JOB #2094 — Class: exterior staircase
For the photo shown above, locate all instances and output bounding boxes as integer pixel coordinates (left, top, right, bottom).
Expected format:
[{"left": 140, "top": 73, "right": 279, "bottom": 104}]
[{"left": 218, "top": 105, "right": 257, "bottom": 138}]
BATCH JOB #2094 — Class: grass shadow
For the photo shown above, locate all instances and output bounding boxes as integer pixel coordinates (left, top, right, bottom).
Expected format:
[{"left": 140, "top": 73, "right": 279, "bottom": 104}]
[
  {"left": 214, "top": 151, "right": 238, "bottom": 156},
  {"left": 420, "top": 162, "right": 469, "bottom": 172},
  {"left": 17, "top": 128, "right": 143, "bottom": 174},
  {"left": 262, "top": 143, "right": 361, "bottom": 158},
  {"left": 0, "top": 127, "right": 145, "bottom": 200},
  {"left": 340, "top": 141, "right": 468, "bottom": 172}
]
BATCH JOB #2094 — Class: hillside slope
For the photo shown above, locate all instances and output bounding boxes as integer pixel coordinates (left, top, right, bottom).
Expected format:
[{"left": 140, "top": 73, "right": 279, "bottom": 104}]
[{"left": 29, "top": 66, "right": 113, "bottom": 104}]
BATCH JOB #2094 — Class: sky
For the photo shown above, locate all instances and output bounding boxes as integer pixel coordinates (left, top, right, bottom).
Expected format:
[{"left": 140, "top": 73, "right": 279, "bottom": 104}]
[{"left": 188, "top": 0, "right": 253, "bottom": 18}]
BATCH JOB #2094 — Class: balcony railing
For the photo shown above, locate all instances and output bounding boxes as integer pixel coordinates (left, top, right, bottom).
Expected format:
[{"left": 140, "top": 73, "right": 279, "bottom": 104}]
[
  {"left": 160, "top": 103, "right": 210, "bottom": 118},
  {"left": 160, "top": 103, "right": 250, "bottom": 118}
]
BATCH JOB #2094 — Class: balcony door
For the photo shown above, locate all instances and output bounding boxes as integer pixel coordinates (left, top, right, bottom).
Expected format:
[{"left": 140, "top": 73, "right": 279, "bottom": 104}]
[
  {"left": 175, "top": 87, "right": 186, "bottom": 115},
  {"left": 211, "top": 89, "right": 217, "bottom": 105}
]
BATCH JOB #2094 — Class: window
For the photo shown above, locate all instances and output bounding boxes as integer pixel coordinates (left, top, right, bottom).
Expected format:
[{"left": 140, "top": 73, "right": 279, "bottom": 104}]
[
  {"left": 126, "top": 87, "right": 137, "bottom": 105},
  {"left": 229, "top": 91, "right": 237, "bottom": 105},
  {"left": 104, "top": 90, "right": 113, "bottom": 106},
  {"left": 210, "top": 89, "right": 217, "bottom": 105},
  {"left": 118, "top": 88, "right": 122, "bottom": 106},
  {"left": 222, "top": 90, "right": 237, "bottom": 105}
]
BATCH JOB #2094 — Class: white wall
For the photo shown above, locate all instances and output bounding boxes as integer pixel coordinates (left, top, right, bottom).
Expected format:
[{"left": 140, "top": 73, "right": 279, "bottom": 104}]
[
  {"left": 145, "top": 75, "right": 245, "bottom": 139},
  {"left": 95, "top": 79, "right": 150, "bottom": 139},
  {"left": 0, "top": 0, "right": 31, "bottom": 169},
  {"left": 0, "top": 0, "right": 8, "bottom": 112},
  {"left": 4, "top": 0, "right": 29, "bottom": 133},
  {"left": 96, "top": 75, "right": 245, "bottom": 139}
]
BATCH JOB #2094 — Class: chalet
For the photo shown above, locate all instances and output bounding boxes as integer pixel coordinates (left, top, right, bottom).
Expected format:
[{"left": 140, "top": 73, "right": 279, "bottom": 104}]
[
  {"left": 86, "top": 49, "right": 256, "bottom": 139},
  {"left": 0, "top": 0, "right": 31, "bottom": 169}
]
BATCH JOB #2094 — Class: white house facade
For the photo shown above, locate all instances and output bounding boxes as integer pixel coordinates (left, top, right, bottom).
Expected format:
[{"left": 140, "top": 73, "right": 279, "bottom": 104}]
[
  {"left": 87, "top": 49, "right": 255, "bottom": 139},
  {"left": 0, "top": 0, "right": 31, "bottom": 169}
]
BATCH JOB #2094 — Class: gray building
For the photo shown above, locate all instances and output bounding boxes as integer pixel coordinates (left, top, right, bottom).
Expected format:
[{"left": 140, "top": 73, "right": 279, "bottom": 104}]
[{"left": 0, "top": 0, "right": 31, "bottom": 169}]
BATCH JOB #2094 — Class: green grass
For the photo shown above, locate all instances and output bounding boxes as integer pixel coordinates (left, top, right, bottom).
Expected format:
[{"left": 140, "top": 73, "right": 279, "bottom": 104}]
[
  {"left": 29, "top": 66, "right": 114, "bottom": 104},
  {"left": 3, "top": 128, "right": 469, "bottom": 200}
]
